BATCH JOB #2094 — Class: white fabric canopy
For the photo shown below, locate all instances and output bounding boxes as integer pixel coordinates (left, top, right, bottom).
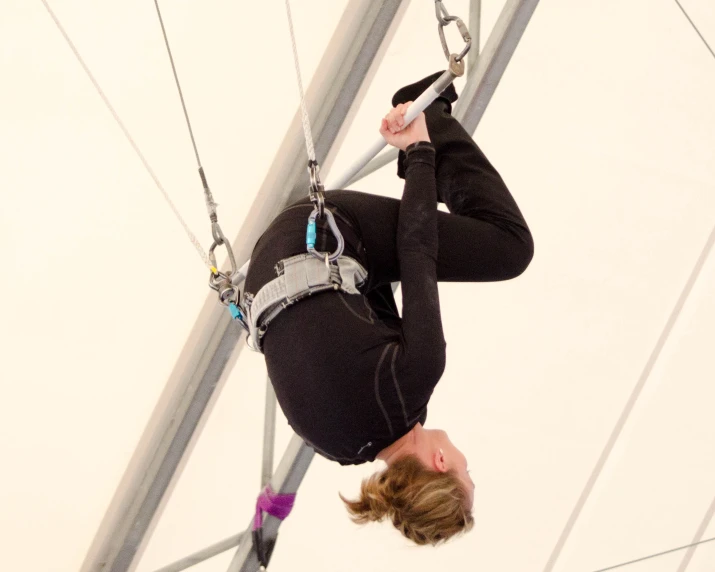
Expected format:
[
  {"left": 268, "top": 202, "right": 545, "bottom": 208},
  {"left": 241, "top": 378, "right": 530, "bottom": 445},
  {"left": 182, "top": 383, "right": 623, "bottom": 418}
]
[{"left": 1, "top": 1, "right": 714, "bottom": 571}]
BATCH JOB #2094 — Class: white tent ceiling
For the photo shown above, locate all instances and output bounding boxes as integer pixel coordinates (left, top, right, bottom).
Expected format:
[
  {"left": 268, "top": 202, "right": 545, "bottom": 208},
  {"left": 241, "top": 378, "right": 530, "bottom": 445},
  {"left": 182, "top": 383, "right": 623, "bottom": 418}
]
[{"left": 1, "top": 1, "right": 714, "bottom": 571}]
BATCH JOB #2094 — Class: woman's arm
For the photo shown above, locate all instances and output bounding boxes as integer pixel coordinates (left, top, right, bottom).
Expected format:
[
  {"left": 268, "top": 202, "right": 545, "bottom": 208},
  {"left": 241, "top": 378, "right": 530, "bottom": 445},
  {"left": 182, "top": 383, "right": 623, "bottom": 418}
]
[{"left": 381, "top": 106, "right": 447, "bottom": 380}]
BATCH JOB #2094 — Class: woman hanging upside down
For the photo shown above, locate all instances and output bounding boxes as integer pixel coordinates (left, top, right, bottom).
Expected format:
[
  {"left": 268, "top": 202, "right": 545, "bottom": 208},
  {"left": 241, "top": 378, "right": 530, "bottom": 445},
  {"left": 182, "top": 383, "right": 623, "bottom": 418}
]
[{"left": 243, "top": 71, "right": 534, "bottom": 545}]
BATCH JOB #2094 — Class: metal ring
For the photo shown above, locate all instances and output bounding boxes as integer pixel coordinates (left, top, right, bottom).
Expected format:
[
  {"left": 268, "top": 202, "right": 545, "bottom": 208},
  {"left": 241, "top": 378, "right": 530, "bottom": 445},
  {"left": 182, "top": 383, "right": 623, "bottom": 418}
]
[
  {"left": 306, "top": 207, "right": 344, "bottom": 263},
  {"left": 309, "top": 189, "right": 326, "bottom": 219},
  {"left": 217, "top": 278, "right": 239, "bottom": 305}
]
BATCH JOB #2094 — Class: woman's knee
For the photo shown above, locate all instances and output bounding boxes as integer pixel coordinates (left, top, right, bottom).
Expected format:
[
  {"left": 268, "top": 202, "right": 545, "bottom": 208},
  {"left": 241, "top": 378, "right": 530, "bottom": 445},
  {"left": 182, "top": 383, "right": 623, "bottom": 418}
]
[{"left": 509, "top": 229, "right": 534, "bottom": 278}]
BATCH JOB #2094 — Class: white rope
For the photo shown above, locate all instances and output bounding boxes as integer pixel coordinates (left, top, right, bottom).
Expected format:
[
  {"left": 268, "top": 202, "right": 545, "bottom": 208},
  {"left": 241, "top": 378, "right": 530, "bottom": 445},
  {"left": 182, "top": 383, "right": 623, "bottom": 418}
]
[
  {"left": 284, "top": 0, "right": 316, "bottom": 163},
  {"left": 40, "top": 0, "right": 213, "bottom": 270}
]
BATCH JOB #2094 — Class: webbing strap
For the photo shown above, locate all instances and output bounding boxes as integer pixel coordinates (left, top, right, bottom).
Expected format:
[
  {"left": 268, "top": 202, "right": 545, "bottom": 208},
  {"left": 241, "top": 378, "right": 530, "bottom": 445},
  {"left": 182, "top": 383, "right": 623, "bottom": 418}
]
[
  {"left": 253, "top": 486, "right": 296, "bottom": 531},
  {"left": 246, "top": 254, "right": 367, "bottom": 352}
]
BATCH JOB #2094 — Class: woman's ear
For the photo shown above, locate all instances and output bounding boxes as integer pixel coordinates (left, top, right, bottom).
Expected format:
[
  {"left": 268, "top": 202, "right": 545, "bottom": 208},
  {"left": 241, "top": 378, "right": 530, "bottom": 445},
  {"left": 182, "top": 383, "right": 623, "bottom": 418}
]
[{"left": 433, "top": 448, "right": 448, "bottom": 472}]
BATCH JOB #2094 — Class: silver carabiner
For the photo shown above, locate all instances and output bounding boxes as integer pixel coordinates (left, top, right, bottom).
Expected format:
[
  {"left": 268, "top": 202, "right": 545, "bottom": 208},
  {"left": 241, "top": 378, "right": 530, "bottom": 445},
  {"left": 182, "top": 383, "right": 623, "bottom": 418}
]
[
  {"left": 308, "top": 160, "right": 325, "bottom": 218},
  {"left": 208, "top": 223, "right": 238, "bottom": 275},
  {"left": 435, "top": 1, "right": 472, "bottom": 63},
  {"left": 308, "top": 161, "right": 325, "bottom": 218},
  {"left": 208, "top": 223, "right": 240, "bottom": 306},
  {"left": 307, "top": 207, "right": 345, "bottom": 263}
]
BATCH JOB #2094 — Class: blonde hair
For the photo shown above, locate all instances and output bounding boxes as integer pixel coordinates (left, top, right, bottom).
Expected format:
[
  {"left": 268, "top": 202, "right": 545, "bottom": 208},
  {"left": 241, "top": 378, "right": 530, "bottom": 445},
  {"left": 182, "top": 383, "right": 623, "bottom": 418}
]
[{"left": 339, "top": 455, "right": 474, "bottom": 546}]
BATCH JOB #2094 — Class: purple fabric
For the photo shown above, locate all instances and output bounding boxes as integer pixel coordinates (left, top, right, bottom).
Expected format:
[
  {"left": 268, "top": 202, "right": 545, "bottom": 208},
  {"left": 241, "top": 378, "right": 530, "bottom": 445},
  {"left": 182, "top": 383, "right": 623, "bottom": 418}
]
[{"left": 253, "top": 486, "right": 297, "bottom": 531}]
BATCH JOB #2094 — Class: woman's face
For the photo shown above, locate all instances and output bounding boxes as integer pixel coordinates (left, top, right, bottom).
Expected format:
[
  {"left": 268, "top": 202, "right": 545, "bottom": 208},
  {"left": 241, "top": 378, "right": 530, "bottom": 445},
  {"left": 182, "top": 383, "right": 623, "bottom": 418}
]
[{"left": 435, "top": 430, "right": 475, "bottom": 507}]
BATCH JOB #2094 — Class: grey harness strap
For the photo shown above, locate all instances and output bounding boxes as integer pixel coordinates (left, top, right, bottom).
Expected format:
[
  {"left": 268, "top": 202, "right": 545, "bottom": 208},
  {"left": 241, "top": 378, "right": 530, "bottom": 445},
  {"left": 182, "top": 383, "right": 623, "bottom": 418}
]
[{"left": 245, "top": 253, "right": 368, "bottom": 352}]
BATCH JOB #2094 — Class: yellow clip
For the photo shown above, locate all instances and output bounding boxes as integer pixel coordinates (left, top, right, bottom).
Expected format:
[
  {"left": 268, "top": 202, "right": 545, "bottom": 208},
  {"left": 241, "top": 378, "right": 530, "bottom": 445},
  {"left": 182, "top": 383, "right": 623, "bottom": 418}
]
[{"left": 210, "top": 266, "right": 219, "bottom": 275}]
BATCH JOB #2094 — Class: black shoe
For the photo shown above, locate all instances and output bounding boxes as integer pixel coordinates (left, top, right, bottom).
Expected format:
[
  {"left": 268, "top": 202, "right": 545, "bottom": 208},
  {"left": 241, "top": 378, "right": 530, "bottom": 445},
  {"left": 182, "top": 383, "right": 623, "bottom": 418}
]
[
  {"left": 391, "top": 70, "right": 458, "bottom": 112},
  {"left": 392, "top": 71, "right": 459, "bottom": 183}
]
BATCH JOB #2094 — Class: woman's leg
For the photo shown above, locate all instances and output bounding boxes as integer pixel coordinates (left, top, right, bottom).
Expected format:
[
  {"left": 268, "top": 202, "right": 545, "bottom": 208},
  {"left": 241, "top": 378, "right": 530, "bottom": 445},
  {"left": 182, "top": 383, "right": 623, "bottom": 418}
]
[
  {"left": 327, "top": 181, "right": 531, "bottom": 291},
  {"left": 395, "top": 71, "right": 533, "bottom": 279},
  {"left": 322, "top": 71, "right": 533, "bottom": 289},
  {"left": 326, "top": 80, "right": 532, "bottom": 288}
]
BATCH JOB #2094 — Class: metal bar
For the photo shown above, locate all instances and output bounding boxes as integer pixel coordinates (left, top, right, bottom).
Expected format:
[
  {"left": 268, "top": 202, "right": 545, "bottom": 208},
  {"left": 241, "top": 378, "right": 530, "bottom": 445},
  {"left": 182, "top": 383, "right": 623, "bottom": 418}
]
[
  {"left": 80, "top": 2, "right": 408, "bottom": 571},
  {"left": 153, "top": 534, "right": 244, "bottom": 572},
  {"left": 676, "top": 493, "right": 715, "bottom": 571},
  {"left": 227, "top": 436, "right": 315, "bottom": 572},
  {"left": 346, "top": 147, "right": 399, "bottom": 187},
  {"left": 346, "top": 0, "right": 540, "bottom": 187},
  {"left": 326, "top": 67, "right": 461, "bottom": 190},
  {"left": 261, "top": 378, "right": 277, "bottom": 488},
  {"left": 593, "top": 537, "right": 715, "bottom": 572},
  {"left": 457, "top": 0, "right": 540, "bottom": 134},
  {"left": 468, "top": 0, "right": 481, "bottom": 71}
]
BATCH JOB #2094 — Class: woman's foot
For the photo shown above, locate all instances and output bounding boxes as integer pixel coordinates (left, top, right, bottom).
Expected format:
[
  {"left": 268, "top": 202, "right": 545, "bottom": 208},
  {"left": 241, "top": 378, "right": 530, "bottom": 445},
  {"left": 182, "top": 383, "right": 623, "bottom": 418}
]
[
  {"left": 392, "top": 71, "right": 460, "bottom": 201},
  {"left": 392, "top": 70, "right": 458, "bottom": 112}
]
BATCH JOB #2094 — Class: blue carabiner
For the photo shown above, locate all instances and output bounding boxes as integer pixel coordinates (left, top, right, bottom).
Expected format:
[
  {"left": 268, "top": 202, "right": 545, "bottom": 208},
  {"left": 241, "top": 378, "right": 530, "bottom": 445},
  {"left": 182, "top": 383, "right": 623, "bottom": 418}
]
[
  {"left": 306, "top": 207, "right": 344, "bottom": 263},
  {"left": 306, "top": 220, "right": 317, "bottom": 249}
]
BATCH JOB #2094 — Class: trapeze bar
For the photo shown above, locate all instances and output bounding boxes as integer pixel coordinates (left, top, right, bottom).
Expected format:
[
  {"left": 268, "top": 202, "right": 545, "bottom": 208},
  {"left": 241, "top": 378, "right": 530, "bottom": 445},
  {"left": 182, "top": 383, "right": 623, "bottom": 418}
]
[
  {"left": 80, "top": 2, "right": 408, "bottom": 571},
  {"left": 326, "top": 68, "right": 462, "bottom": 191},
  {"left": 227, "top": 435, "right": 315, "bottom": 572},
  {"left": 152, "top": 533, "right": 243, "bottom": 572},
  {"left": 345, "top": 0, "right": 539, "bottom": 188}
]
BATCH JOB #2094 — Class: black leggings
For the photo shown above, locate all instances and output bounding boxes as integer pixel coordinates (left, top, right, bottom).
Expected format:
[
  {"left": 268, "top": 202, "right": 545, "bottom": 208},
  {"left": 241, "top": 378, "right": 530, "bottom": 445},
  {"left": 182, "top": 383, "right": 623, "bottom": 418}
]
[{"left": 245, "top": 103, "right": 534, "bottom": 309}]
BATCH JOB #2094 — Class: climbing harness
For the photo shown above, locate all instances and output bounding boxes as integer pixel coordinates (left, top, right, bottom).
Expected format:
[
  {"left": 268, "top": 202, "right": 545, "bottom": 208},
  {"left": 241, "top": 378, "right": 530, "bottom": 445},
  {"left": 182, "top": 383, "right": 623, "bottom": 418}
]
[{"left": 243, "top": 253, "right": 367, "bottom": 353}]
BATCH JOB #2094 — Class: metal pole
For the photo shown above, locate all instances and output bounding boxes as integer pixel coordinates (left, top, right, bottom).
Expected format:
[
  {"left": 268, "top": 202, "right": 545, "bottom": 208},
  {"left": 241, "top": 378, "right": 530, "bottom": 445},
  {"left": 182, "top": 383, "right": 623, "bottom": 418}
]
[
  {"left": 676, "top": 493, "right": 715, "bottom": 571},
  {"left": 152, "top": 534, "right": 244, "bottom": 572},
  {"left": 80, "top": 2, "right": 409, "bottom": 571},
  {"left": 457, "top": 0, "right": 540, "bottom": 134},
  {"left": 326, "top": 65, "right": 462, "bottom": 190},
  {"left": 261, "top": 378, "right": 277, "bottom": 488},
  {"left": 227, "top": 436, "right": 315, "bottom": 572},
  {"left": 468, "top": 0, "right": 481, "bottom": 72},
  {"left": 346, "top": 0, "right": 540, "bottom": 187}
]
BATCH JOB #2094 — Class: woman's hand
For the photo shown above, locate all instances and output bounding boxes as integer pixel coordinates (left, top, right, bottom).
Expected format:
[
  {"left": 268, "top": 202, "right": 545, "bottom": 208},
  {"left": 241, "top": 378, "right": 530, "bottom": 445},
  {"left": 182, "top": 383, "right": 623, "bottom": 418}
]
[{"left": 380, "top": 102, "right": 430, "bottom": 151}]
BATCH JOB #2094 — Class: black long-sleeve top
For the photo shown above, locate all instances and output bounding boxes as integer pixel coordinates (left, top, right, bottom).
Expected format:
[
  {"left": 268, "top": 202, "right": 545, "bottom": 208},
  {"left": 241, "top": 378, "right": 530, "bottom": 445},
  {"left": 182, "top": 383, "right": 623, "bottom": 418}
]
[{"left": 244, "top": 143, "right": 446, "bottom": 465}]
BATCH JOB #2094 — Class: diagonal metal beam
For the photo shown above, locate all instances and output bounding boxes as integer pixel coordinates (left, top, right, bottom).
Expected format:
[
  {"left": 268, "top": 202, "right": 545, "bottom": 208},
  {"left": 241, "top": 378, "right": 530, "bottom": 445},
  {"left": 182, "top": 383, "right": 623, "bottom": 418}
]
[
  {"left": 468, "top": 0, "right": 481, "bottom": 72},
  {"left": 227, "top": 436, "right": 315, "bottom": 572},
  {"left": 458, "top": 0, "right": 539, "bottom": 134},
  {"left": 346, "top": 0, "right": 540, "bottom": 187},
  {"left": 80, "top": 2, "right": 408, "bottom": 571},
  {"left": 153, "top": 534, "right": 244, "bottom": 572},
  {"left": 261, "top": 378, "right": 277, "bottom": 489},
  {"left": 676, "top": 493, "right": 715, "bottom": 571}
]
